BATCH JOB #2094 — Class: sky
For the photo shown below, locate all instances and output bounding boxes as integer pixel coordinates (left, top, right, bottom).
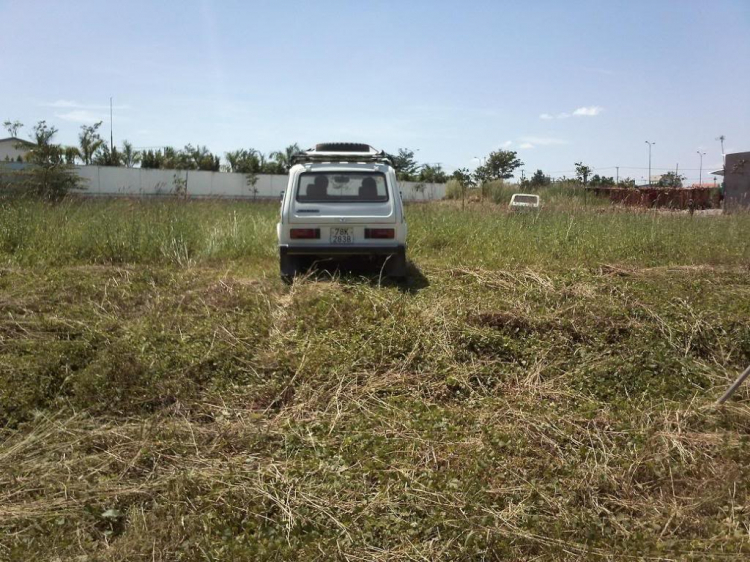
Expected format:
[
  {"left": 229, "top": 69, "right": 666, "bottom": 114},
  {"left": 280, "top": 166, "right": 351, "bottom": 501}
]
[{"left": 2, "top": 0, "right": 749, "bottom": 184}]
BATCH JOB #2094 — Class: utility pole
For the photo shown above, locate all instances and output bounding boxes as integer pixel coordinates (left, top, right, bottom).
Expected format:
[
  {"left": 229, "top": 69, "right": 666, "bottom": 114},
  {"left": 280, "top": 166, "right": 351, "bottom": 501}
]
[
  {"left": 675, "top": 163, "right": 679, "bottom": 187},
  {"left": 110, "top": 97, "right": 114, "bottom": 152},
  {"left": 616, "top": 166, "right": 619, "bottom": 185},
  {"left": 697, "top": 151, "right": 706, "bottom": 187},
  {"left": 645, "top": 141, "right": 655, "bottom": 186}
]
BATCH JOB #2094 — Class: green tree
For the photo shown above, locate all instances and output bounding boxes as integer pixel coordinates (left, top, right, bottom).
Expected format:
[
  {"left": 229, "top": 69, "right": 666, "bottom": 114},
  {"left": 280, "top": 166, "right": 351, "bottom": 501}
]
[
  {"left": 529, "top": 169, "right": 551, "bottom": 188},
  {"left": 451, "top": 167, "right": 475, "bottom": 189},
  {"left": 64, "top": 146, "right": 81, "bottom": 165},
  {"left": 391, "top": 148, "right": 420, "bottom": 181},
  {"left": 23, "top": 121, "right": 85, "bottom": 199},
  {"left": 93, "top": 145, "right": 124, "bottom": 167},
  {"left": 225, "top": 149, "right": 265, "bottom": 174},
  {"left": 182, "top": 144, "right": 220, "bottom": 171},
  {"left": 139, "top": 146, "right": 220, "bottom": 171},
  {"left": 3, "top": 120, "right": 23, "bottom": 137},
  {"left": 418, "top": 163, "right": 448, "bottom": 184},
  {"left": 161, "top": 147, "right": 179, "bottom": 168},
  {"left": 78, "top": 122, "right": 105, "bottom": 165},
  {"left": 474, "top": 150, "right": 523, "bottom": 182},
  {"left": 656, "top": 171, "right": 684, "bottom": 188},
  {"left": 140, "top": 149, "right": 163, "bottom": 169},
  {"left": 589, "top": 174, "right": 615, "bottom": 187},
  {"left": 451, "top": 167, "right": 474, "bottom": 209},
  {"left": 225, "top": 149, "right": 244, "bottom": 173},
  {"left": 122, "top": 141, "right": 141, "bottom": 168},
  {"left": 575, "top": 162, "right": 592, "bottom": 187},
  {"left": 269, "top": 143, "right": 301, "bottom": 174}
]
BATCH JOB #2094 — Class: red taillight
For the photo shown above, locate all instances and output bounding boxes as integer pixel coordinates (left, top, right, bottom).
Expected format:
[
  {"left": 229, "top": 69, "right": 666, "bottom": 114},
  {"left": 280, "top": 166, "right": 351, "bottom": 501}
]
[
  {"left": 290, "top": 228, "right": 320, "bottom": 239},
  {"left": 365, "top": 228, "right": 395, "bottom": 239}
]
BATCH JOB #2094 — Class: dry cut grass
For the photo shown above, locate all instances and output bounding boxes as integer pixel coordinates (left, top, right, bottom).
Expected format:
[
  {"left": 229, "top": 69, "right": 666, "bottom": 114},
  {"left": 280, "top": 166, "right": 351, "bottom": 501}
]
[{"left": 1, "top": 197, "right": 750, "bottom": 560}]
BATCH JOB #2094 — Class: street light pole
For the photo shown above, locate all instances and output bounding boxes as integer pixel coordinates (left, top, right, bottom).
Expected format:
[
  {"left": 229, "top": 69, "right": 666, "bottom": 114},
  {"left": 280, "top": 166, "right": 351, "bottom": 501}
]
[
  {"left": 645, "top": 141, "right": 655, "bottom": 186},
  {"left": 110, "top": 97, "right": 114, "bottom": 152},
  {"left": 697, "top": 151, "right": 706, "bottom": 187}
]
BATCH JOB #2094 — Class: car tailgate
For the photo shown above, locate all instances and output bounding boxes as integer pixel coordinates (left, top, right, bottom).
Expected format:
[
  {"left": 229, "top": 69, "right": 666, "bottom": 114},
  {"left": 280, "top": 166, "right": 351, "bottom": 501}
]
[{"left": 289, "top": 201, "right": 396, "bottom": 224}]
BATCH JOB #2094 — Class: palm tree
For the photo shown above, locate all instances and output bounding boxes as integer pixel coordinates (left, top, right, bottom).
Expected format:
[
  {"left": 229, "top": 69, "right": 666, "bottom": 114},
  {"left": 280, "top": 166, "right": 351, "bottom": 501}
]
[
  {"left": 256, "top": 151, "right": 268, "bottom": 172},
  {"left": 225, "top": 150, "right": 241, "bottom": 173},
  {"left": 78, "top": 122, "right": 105, "bottom": 165},
  {"left": 225, "top": 149, "right": 266, "bottom": 174},
  {"left": 122, "top": 140, "right": 141, "bottom": 168},
  {"left": 269, "top": 143, "right": 300, "bottom": 173},
  {"left": 93, "top": 145, "right": 124, "bottom": 167},
  {"left": 64, "top": 146, "right": 81, "bottom": 165},
  {"left": 161, "top": 147, "right": 179, "bottom": 169}
]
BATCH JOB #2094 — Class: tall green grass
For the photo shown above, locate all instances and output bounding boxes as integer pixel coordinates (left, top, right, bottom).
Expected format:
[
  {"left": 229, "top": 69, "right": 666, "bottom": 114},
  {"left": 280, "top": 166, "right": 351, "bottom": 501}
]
[
  {"left": 408, "top": 202, "right": 750, "bottom": 268},
  {"left": 0, "top": 198, "right": 278, "bottom": 266},
  {"left": 3, "top": 195, "right": 745, "bottom": 269}
]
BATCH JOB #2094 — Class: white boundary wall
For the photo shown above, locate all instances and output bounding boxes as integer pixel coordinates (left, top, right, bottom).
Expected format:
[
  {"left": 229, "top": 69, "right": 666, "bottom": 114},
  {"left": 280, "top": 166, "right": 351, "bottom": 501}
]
[{"left": 75, "top": 166, "right": 445, "bottom": 201}]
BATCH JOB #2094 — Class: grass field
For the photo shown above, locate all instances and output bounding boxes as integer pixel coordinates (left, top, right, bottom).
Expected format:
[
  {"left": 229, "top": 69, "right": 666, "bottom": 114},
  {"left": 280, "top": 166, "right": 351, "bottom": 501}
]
[{"left": 2, "top": 194, "right": 750, "bottom": 560}]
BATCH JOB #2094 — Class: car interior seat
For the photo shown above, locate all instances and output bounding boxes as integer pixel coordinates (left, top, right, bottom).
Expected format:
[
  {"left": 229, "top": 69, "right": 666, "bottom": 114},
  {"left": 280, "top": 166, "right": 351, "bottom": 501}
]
[
  {"left": 359, "top": 177, "right": 378, "bottom": 199},
  {"left": 307, "top": 175, "right": 329, "bottom": 199}
]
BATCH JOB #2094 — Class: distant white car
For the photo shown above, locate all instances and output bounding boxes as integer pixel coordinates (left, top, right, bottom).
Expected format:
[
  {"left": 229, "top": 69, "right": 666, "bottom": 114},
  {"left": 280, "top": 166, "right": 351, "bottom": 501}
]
[
  {"left": 277, "top": 143, "right": 407, "bottom": 279},
  {"left": 509, "top": 193, "right": 541, "bottom": 211}
]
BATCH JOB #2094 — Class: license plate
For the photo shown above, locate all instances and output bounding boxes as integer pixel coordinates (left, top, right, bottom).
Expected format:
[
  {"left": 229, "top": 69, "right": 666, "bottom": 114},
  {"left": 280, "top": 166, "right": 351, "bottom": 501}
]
[{"left": 330, "top": 227, "right": 353, "bottom": 244}]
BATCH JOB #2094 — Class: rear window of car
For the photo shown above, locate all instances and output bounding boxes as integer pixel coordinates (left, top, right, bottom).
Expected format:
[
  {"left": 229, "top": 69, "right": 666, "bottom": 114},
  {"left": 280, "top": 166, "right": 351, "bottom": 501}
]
[
  {"left": 296, "top": 172, "right": 389, "bottom": 203},
  {"left": 512, "top": 195, "right": 539, "bottom": 204}
]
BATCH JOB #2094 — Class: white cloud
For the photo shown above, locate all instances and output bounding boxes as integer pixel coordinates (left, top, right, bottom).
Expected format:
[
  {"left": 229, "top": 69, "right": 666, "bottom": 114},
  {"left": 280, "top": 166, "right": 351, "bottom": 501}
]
[
  {"left": 520, "top": 136, "right": 568, "bottom": 146},
  {"left": 572, "top": 105, "right": 603, "bottom": 117},
  {"left": 46, "top": 99, "right": 79, "bottom": 108},
  {"left": 501, "top": 140, "right": 512, "bottom": 148},
  {"left": 519, "top": 143, "right": 534, "bottom": 149},
  {"left": 42, "top": 100, "right": 130, "bottom": 110},
  {"left": 538, "top": 106, "right": 604, "bottom": 119},
  {"left": 55, "top": 110, "right": 109, "bottom": 124}
]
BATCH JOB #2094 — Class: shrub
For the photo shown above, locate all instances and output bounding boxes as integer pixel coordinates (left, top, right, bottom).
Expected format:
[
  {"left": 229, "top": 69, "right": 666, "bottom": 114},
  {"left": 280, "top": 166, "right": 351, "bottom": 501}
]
[
  {"left": 16, "top": 121, "right": 86, "bottom": 200},
  {"left": 445, "top": 178, "right": 463, "bottom": 200},
  {"left": 481, "top": 180, "right": 515, "bottom": 204}
]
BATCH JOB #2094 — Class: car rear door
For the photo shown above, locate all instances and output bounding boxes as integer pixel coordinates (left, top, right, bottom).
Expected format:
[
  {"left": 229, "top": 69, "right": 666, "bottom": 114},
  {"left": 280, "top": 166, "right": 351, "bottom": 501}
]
[{"left": 289, "top": 169, "right": 396, "bottom": 225}]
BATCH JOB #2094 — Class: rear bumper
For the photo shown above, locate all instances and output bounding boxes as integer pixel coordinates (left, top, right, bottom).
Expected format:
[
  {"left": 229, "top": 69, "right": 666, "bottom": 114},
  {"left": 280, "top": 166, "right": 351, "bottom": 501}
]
[{"left": 280, "top": 244, "right": 405, "bottom": 257}]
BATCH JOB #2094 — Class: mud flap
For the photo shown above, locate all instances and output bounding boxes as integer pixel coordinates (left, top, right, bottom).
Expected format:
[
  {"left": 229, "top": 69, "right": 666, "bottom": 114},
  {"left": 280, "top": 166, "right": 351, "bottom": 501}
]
[
  {"left": 383, "top": 246, "right": 407, "bottom": 279},
  {"left": 280, "top": 250, "right": 300, "bottom": 279}
]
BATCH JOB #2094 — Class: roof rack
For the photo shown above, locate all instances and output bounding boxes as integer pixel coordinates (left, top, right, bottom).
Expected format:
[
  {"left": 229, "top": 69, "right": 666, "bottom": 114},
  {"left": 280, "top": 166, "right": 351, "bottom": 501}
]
[{"left": 291, "top": 143, "right": 393, "bottom": 166}]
